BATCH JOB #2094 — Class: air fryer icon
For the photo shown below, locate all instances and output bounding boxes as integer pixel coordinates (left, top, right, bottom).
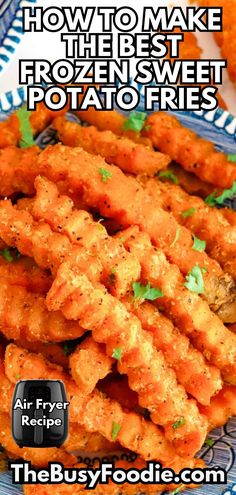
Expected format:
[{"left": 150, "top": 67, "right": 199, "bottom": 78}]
[{"left": 12, "top": 380, "right": 69, "bottom": 448}]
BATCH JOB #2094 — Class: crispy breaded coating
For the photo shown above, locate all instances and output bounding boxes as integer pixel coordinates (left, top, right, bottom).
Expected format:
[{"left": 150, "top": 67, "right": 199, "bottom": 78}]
[
  {"left": 0, "top": 146, "right": 40, "bottom": 196},
  {"left": 197, "top": 0, "right": 236, "bottom": 85},
  {"left": 69, "top": 337, "right": 114, "bottom": 395},
  {"left": 64, "top": 422, "right": 118, "bottom": 453},
  {"left": 0, "top": 280, "right": 84, "bottom": 342},
  {"left": 0, "top": 256, "right": 52, "bottom": 294},
  {"left": 123, "top": 298, "right": 222, "bottom": 405},
  {"left": 53, "top": 117, "right": 170, "bottom": 175},
  {"left": 99, "top": 375, "right": 139, "bottom": 412},
  {"left": 5, "top": 344, "right": 179, "bottom": 464},
  {"left": 0, "top": 413, "right": 76, "bottom": 467},
  {"left": 14, "top": 339, "right": 69, "bottom": 369},
  {"left": 142, "top": 177, "right": 236, "bottom": 282},
  {"left": 35, "top": 145, "right": 236, "bottom": 318},
  {"left": 199, "top": 385, "right": 236, "bottom": 431},
  {"left": 120, "top": 226, "right": 236, "bottom": 383},
  {"left": 142, "top": 113, "right": 236, "bottom": 188},
  {"left": 0, "top": 201, "right": 208, "bottom": 457}
]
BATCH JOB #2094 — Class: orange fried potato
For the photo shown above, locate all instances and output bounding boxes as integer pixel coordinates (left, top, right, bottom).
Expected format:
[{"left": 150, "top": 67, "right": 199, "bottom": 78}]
[
  {"left": 35, "top": 145, "right": 236, "bottom": 318},
  {"left": 0, "top": 146, "right": 40, "bottom": 196},
  {"left": 0, "top": 280, "right": 85, "bottom": 342},
  {"left": 0, "top": 256, "right": 52, "bottom": 294},
  {"left": 69, "top": 337, "right": 114, "bottom": 395},
  {"left": 64, "top": 422, "right": 118, "bottom": 453},
  {"left": 14, "top": 339, "right": 70, "bottom": 369},
  {"left": 5, "top": 344, "right": 180, "bottom": 465},
  {"left": 142, "top": 113, "right": 236, "bottom": 188},
  {"left": 99, "top": 375, "right": 139, "bottom": 411},
  {"left": 199, "top": 385, "right": 236, "bottom": 431},
  {"left": 0, "top": 412, "right": 76, "bottom": 467},
  {"left": 120, "top": 226, "right": 236, "bottom": 383},
  {"left": 53, "top": 117, "right": 170, "bottom": 175},
  {"left": 142, "top": 178, "right": 236, "bottom": 282},
  {"left": 123, "top": 298, "right": 222, "bottom": 406}
]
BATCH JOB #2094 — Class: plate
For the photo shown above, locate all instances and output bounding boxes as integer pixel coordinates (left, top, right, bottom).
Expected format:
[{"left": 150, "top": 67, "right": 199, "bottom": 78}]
[{"left": 0, "top": 91, "right": 235, "bottom": 495}]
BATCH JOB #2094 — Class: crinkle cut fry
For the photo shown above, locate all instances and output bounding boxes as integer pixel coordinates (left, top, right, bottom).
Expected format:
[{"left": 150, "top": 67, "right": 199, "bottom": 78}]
[
  {"left": 69, "top": 337, "right": 114, "bottom": 395},
  {"left": 5, "top": 344, "right": 183, "bottom": 466},
  {"left": 199, "top": 385, "right": 236, "bottom": 432},
  {"left": 23, "top": 458, "right": 206, "bottom": 495},
  {"left": 0, "top": 256, "right": 53, "bottom": 294},
  {"left": 142, "top": 112, "right": 236, "bottom": 188},
  {"left": 0, "top": 202, "right": 208, "bottom": 457},
  {"left": 141, "top": 177, "right": 236, "bottom": 282},
  {"left": 53, "top": 117, "right": 170, "bottom": 175},
  {"left": 0, "top": 146, "right": 40, "bottom": 196},
  {"left": 0, "top": 280, "right": 85, "bottom": 343},
  {"left": 118, "top": 226, "right": 236, "bottom": 384},
  {"left": 30, "top": 175, "right": 141, "bottom": 298},
  {"left": 0, "top": 412, "right": 76, "bottom": 467},
  {"left": 29, "top": 176, "right": 222, "bottom": 406},
  {"left": 35, "top": 145, "right": 236, "bottom": 317},
  {"left": 197, "top": 0, "right": 236, "bottom": 86},
  {"left": 0, "top": 102, "right": 68, "bottom": 149},
  {"left": 14, "top": 339, "right": 70, "bottom": 368},
  {"left": 123, "top": 298, "right": 222, "bottom": 406}
]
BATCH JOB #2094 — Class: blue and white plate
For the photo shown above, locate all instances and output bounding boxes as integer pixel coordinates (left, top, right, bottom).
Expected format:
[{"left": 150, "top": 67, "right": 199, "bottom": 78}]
[{"left": 0, "top": 91, "right": 235, "bottom": 495}]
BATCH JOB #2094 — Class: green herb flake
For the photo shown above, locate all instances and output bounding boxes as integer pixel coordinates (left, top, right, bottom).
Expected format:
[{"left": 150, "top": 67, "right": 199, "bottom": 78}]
[
  {"left": 16, "top": 106, "right": 35, "bottom": 148},
  {"left": 184, "top": 265, "right": 205, "bottom": 294},
  {"left": 158, "top": 170, "right": 179, "bottom": 184},
  {"left": 0, "top": 248, "right": 14, "bottom": 263},
  {"left": 192, "top": 235, "right": 206, "bottom": 253},
  {"left": 204, "top": 438, "right": 214, "bottom": 448},
  {"left": 170, "top": 227, "right": 180, "bottom": 248},
  {"left": 182, "top": 207, "right": 196, "bottom": 219},
  {"left": 15, "top": 374, "right": 20, "bottom": 380},
  {"left": 214, "top": 181, "right": 236, "bottom": 205},
  {"left": 111, "top": 422, "right": 121, "bottom": 440},
  {"left": 63, "top": 342, "right": 76, "bottom": 357},
  {"left": 112, "top": 347, "right": 122, "bottom": 361},
  {"left": 172, "top": 417, "right": 185, "bottom": 429},
  {"left": 122, "top": 112, "right": 147, "bottom": 133},
  {"left": 98, "top": 167, "right": 112, "bottom": 183},
  {"left": 119, "top": 236, "right": 125, "bottom": 243},
  {"left": 228, "top": 154, "right": 236, "bottom": 162},
  {"left": 171, "top": 485, "right": 185, "bottom": 495},
  {"left": 205, "top": 192, "right": 217, "bottom": 206},
  {"left": 132, "top": 281, "right": 164, "bottom": 301}
]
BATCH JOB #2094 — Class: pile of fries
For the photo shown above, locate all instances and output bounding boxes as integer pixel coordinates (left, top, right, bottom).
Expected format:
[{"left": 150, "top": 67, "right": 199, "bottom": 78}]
[{"left": 0, "top": 100, "right": 236, "bottom": 495}]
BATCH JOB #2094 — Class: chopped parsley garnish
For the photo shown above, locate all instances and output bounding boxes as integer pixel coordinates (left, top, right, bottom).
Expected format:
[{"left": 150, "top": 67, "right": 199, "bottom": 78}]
[
  {"left": 192, "top": 235, "right": 206, "bottom": 253},
  {"left": 16, "top": 106, "right": 35, "bottom": 148},
  {"left": 205, "top": 181, "right": 236, "bottom": 206},
  {"left": 158, "top": 170, "right": 179, "bottom": 184},
  {"left": 0, "top": 248, "right": 14, "bottom": 262},
  {"left": 132, "top": 281, "right": 164, "bottom": 301},
  {"left": 184, "top": 265, "right": 205, "bottom": 294},
  {"left": 63, "top": 342, "right": 77, "bottom": 357},
  {"left": 171, "top": 485, "right": 185, "bottom": 495},
  {"left": 111, "top": 422, "right": 121, "bottom": 440},
  {"left": 112, "top": 347, "right": 122, "bottom": 361},
  {"left": 182, "top": 207, "right": 196, "bottom": 219},
  {"left": 172, "top": 417, "right": 185, "bottom": 429},
  {"left": 98, "top": 167, "right": 112, "bottom": 183},
  {"left": 204, "top": 438, "right": 214, "bottom": 448},
  {"left": 228, "top": 154, "right": 236, "bottom": 162},
  {"left": 170, "top": 227, "right": 180, "bottom": 248},
  {"left": 119, "top": 236, "right": 125, "bottom": 243},
  {"left": 15, "top": 374, "right": 20, "bottom": 380},
  {"left": 122, "top": 112, "right": 147, "bottom": 133}
]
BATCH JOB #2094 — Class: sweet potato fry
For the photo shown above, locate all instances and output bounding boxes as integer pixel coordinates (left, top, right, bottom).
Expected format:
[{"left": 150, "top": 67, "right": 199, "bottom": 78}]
[
  {"left": 35, "top": 145, "right": 236, "bottom": 317},
  {"left": 0, "top": 280, "right": 85, "bottom": 342},
  {"left": 123, "top": 298, "right": 222, "bottom": 406},
  {"left": 64, "top": 423, "right": 117, "bottom": 453},
  {"left": 199, "top": 385, "right": 236, "bottom": 431},
  {"left": 141, "top": 177, "right": 236, "bottom": 282},
  {"left": 0, "top": 146, "right": 40, "bottom": 196},
  {"left": 142, "top": 112, "right": 236, "bottom": 188},
  {"left": 119, "top": 226, "right": 236, "bottom": 383},
  {"left": 168, "top": 163, "right": 220, "bottom": 198},
  {"left": 99, "top": 375, "right": 139, "bottom": 412},
  {"left": 0, "top": 412, "right": 76, "bottom": 467},
  {"left": 5, "top": 344, "right": 180, "bottom": 465},
  {"left": 0, "top": 256, "right": 52, "bottom": 295},
  {"left": 69, "top": 337, "right": 114, "bottom": 395},
  {"left": 14, "top": 339, "right": 70, "bottom": 369},
  {"left": 53, "top": 117, "right": 170, "bottom": 175}
]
